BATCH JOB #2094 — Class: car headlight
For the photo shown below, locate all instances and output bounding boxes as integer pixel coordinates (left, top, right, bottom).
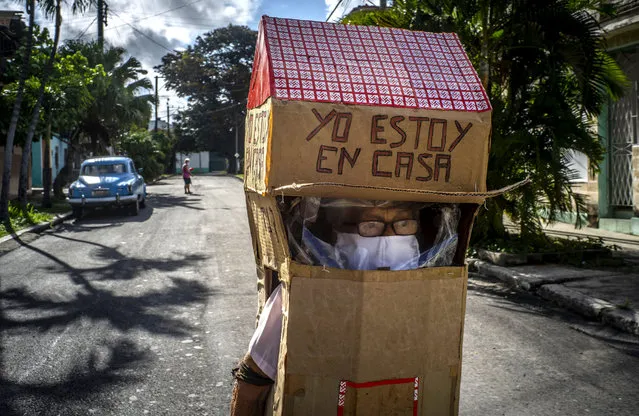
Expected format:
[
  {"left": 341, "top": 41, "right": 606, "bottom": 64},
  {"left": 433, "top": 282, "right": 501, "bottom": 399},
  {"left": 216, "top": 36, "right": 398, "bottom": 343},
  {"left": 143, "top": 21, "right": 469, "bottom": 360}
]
[{"left": 127, "top": 184, "right": 133, "bottom": 194}]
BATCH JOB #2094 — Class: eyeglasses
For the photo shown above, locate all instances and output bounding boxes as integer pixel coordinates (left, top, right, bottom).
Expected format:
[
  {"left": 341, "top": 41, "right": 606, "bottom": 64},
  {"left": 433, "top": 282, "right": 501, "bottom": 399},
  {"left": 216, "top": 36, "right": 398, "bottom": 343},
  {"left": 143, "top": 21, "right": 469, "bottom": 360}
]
[{"left": 352, "top": 219, "right": 419, "bottom": 237}]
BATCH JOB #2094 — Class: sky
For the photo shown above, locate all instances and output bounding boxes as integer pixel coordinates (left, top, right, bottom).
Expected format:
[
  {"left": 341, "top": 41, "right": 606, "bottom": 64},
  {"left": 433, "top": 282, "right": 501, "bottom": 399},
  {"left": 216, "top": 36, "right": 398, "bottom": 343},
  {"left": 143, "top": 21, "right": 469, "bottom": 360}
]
[{"left": 0, "top": 0, "right": 381, "bottom": 122}]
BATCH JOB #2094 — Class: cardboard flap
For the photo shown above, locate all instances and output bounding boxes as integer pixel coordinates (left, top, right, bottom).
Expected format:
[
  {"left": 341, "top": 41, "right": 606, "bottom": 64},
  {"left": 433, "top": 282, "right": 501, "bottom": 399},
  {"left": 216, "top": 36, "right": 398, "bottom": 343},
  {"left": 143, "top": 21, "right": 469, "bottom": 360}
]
[
  {"left": 245, "top": 192, "right": 289, "bottom": 270},
  {"left": 271, "top": 177, "right": 530, "bottom": 203},
  {"left": 274, "top": 263, "right": 467, "bottom": 415},
  {"left": 281, "top": 264, "right": 466, "bottom": 381}
]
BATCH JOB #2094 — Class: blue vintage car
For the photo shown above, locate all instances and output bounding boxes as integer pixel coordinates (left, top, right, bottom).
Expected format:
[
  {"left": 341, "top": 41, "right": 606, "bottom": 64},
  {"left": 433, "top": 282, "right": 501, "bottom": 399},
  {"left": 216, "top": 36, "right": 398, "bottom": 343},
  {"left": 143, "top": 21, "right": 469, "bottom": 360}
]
[{"left": 67, "top": 156, "right": 147, "bottom": 217}]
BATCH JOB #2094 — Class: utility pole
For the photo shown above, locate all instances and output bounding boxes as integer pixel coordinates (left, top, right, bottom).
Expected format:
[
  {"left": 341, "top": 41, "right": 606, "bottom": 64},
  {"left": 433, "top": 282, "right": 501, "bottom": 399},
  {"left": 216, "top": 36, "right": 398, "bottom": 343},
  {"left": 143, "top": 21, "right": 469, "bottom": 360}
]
[
  {"left": 154, "top": 76, "right": 159, "bottom": 132},
  {"left": 380, "top": 0, "right": 387, "bottom": 9},
  {"left": 234, "top": 118, "right": 239, "bottom": 174},
  {"left": 234, "top": 112, "right": 244, "bottom": 174},
  {"left": 166, "top": 98, "right": 170, "bottom": 137},
  {"left": 97, "top": 0, "right": 108, "bottom": 48}
]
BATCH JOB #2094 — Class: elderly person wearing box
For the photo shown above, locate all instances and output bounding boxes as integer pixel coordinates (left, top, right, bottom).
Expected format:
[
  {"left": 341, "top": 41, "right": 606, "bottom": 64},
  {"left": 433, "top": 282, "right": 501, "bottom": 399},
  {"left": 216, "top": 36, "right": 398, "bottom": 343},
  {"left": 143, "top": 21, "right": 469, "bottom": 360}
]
[{"left": 230, "top": 198, "right": 460, "bottom": 415}]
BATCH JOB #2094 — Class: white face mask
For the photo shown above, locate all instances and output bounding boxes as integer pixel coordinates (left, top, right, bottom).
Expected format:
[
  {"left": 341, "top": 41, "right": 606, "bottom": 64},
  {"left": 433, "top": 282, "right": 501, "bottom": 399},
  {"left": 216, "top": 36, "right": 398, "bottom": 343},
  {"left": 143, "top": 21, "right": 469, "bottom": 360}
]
[{"left": 334, "top": 233, "right": 420, "bottom": 271}]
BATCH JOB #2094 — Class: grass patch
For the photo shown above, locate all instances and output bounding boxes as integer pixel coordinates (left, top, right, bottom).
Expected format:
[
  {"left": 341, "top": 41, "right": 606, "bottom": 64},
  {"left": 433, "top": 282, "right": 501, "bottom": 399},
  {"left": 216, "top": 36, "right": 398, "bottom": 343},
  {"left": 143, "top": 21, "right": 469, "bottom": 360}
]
[
  {"left": 235, "top": 174, "right": 244, "bottom": 180},
  {"left": 0, "top": 201, "right": 66, "bottom": 238},
  {"left": 33, "top": 199, "right": 70, "bottom": 215}
]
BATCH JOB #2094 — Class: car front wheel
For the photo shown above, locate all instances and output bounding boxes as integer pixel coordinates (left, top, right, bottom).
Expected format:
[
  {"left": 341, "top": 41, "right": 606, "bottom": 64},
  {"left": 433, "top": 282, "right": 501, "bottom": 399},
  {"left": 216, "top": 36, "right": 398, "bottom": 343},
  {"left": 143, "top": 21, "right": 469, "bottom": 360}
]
[
  {"left": 72, "top": 206, "right": 83, "bottom": 219},
  {"left": 140, "top": 195, "right": 146, "bottom": 209},
  {"left": 130, "top": 198, "right": 140, "bottom": 216}
]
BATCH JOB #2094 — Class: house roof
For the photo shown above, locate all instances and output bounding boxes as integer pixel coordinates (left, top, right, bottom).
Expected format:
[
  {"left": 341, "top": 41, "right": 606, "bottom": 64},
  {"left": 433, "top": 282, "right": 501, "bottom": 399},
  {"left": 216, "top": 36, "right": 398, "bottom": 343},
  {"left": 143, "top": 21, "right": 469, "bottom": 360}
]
[{"left": 247, "top": 16, "right": 491, "bottom": 113}]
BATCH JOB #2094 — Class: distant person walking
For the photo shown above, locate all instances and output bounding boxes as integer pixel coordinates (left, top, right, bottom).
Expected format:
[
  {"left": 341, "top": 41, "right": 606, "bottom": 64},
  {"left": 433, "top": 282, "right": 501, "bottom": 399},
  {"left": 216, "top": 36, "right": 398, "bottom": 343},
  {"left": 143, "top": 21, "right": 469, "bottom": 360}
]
[{"left": 182, "top": 158, "right": 194, "bottom": 194}]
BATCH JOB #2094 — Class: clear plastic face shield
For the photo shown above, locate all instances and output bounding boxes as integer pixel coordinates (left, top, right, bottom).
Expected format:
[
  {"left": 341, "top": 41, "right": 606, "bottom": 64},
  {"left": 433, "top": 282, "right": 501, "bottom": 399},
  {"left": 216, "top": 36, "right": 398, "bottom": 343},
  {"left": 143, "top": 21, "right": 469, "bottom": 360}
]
[{"left": 284, "top": 198, "right": 460, "bottom": 271}]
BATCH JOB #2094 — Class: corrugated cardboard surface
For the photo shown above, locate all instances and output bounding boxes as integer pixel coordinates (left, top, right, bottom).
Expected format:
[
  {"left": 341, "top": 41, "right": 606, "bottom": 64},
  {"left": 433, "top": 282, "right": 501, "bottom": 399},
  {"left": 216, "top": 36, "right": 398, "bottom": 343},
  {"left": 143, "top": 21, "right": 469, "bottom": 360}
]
[
  {"left": 244, "top": 99, "right": 491, "bottom": 200},
  {"left": 272, "top": 261, "right": 467, "bottom": 415},
  {"left": 245, "top": 192, "right": 289, "bottom": 271},
  {"left": 245, "top": 99, "right": 274, "bottom": 193}
]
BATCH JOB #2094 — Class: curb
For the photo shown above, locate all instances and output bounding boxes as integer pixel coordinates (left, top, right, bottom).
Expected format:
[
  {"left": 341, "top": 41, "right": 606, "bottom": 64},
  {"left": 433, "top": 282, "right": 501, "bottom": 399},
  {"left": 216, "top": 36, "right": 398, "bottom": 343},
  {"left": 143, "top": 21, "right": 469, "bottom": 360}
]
[
  {"left": 469, "top": 259, "right": 639, "bottom": 336},
  {"left": 0, "top": 211, "right": 73, "bottom": 246},
  {"left": 468, "top": 259, "right": 533, "bottom": 290},
  {"left": 537, "top": 284, "right": 614, "bottom": 319}
]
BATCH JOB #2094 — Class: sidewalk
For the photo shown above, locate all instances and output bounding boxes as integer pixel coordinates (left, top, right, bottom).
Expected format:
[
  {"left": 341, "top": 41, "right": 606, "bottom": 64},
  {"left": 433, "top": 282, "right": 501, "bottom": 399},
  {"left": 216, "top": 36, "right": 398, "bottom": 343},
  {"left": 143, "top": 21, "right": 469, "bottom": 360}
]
[{"left": 470, "top": 223, "right": 639, "bottom": 336}]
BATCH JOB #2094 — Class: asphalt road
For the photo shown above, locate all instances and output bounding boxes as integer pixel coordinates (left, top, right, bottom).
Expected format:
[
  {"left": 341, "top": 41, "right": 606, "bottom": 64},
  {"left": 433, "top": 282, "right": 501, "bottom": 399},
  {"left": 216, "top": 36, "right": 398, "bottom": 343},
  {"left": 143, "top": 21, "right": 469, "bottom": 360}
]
[{"left": 1, "top": 175, "right": 638, "bottom": 416}]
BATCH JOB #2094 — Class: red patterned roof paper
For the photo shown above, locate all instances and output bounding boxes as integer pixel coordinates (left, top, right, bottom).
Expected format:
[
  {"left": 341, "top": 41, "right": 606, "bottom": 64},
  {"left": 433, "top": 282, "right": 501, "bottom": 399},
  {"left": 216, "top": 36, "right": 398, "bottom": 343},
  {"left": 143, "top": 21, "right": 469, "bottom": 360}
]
[{"left": 247, "top": 15, "right": 491, "bottom": 112}]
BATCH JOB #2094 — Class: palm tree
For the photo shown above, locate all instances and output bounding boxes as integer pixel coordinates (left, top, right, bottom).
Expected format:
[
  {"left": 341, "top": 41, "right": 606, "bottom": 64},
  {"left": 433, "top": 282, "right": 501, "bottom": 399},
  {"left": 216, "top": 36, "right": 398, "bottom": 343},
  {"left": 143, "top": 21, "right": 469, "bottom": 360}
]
[
  {"left": 343, "top": 0, "right": 627, "bottom": 241},
  {"left": 0, "top": 0, "right": 35, "bottom": 222},
  {"left": 60, "top": 41, "right": 153, "bottom": 156}
]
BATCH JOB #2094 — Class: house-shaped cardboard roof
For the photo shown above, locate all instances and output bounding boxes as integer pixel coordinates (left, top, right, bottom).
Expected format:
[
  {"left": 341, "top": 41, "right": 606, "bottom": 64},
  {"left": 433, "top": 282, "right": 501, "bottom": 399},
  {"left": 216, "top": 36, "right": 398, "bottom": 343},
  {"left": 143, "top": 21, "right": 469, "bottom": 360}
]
[{"left": 248, "top": 15, "right": 491, "bottom": 113}]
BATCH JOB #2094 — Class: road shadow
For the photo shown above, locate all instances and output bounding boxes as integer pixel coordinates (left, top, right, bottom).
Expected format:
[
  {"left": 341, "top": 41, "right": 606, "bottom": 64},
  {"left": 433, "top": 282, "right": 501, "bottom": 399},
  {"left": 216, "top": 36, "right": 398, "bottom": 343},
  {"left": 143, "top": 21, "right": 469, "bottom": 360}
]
[
  {"left": 0, "top": 233, "right": 214, "bottom": 415},
  {"left": 74, "top": 204, "right": 154, "bottom": 224},
  {"left": 0, "top": 339, "right": 152, "bottom": 416},
  {"left": 148, "top": 192, "right": 205, "bottom": 211}
]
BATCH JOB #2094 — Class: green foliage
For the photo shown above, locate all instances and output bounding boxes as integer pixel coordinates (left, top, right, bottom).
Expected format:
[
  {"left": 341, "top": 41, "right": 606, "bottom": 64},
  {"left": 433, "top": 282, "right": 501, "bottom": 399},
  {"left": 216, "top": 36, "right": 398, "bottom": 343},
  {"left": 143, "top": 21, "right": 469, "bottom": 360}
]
[
  {"left": 343, "top": 0, "right": 628, "bottom": 245},
  {"left": 0, "top": 202, "right": 54, "bottom": 237},
  {"left": 60, "top": 41, "right": 154, "bottom": 153},
  {"left": 155, "top": 25, "right": 256, "bottom": 162},
  {"left": 117, "top": 128, "right": 168, "bottom": 181},
  {"left": 1, "top": 26, "right": 102, "bottom": 145},
  {"left": 46, "top": 51, "right": 103, "bottom": 134},
  {"left": 149, "top": 129, "right": 178, "bottom": 174},
  {"left": 1, "top": 25, "right": 52, "bottom": 146}
]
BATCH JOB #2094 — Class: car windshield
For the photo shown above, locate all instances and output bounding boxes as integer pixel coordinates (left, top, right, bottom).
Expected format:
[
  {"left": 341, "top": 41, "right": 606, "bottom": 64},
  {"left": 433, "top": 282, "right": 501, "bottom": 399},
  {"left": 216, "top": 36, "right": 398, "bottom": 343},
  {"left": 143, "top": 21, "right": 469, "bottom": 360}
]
[{"left": 81, "top": 163, "right": 127, "bottom": 176}]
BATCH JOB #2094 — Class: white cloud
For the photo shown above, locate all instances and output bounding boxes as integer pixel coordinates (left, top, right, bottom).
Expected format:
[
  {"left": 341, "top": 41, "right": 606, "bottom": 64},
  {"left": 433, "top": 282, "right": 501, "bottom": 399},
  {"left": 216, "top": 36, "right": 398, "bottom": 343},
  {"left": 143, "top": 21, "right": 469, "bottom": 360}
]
[
  {"left": 0, "top": 0, "right": 264, "bottom": 121},
  {"left": 223, "top": 6, "right": 238, "bottom": 19}
]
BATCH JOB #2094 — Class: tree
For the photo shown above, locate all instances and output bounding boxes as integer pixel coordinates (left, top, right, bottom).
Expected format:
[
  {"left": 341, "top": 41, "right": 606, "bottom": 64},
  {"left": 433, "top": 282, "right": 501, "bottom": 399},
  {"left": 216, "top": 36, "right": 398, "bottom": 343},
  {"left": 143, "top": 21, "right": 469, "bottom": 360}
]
[
  {"left": 17, "top": 0, "right": 62, "bottom": 205},
  {"left": 0, "top": 11, "right": 26, "bottom": 91},
  {"left": 116, "top": 128, "right": 169, "bottom": 181},
  {"left": 42, "top": 51, "right": 102, "bottom": 205},
  {"left": 0, "top": 0, "right": 35, "bottom": 222},
  {"left": 343, "top": 0, "right": 627, "bottom": 242},
  {"left": 1, "top": 25, "right": 100, "bottom": 206},
  {"left": 0, "top": 0, "right": 96, "bottom": 218},
  {"left": 155, "top": 24, "right": 256, "bottom": 171},
  {"left": 60, "top": 41, "right": 154, "bottom": 154}
]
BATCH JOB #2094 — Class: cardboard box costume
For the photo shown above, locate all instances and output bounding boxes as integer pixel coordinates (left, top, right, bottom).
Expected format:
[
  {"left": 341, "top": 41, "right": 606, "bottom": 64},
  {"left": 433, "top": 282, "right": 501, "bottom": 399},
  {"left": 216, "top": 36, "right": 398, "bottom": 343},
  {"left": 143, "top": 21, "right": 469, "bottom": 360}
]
[{"left": 243, "top": 16, "right": 512, "bottom": 416}]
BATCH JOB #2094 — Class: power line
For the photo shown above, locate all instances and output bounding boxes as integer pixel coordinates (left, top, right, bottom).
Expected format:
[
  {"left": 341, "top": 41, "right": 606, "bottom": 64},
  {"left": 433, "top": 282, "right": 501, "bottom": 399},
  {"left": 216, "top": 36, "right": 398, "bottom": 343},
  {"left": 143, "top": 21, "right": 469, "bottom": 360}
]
[
  {"left": 327, "top": 0, "right": 346, "bottom": 22},
  {"left": 76, "top": 16, "right": 96, "bottom": 39},
  {"left": 106, "top": 0, "right": 207, "bottom": 31},
  {"left": 179, "top": 100, "right": 247, "bottom": 118},
  {"left": 110, "top": 11, "right": 175, "bottom": 53}
]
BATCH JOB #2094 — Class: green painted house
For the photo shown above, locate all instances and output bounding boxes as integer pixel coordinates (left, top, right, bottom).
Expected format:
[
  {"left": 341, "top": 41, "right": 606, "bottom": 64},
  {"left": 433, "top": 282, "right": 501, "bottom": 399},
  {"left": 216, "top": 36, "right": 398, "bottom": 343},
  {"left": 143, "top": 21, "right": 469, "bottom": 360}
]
[
  {"left": 31, "top": 133, "right": 68, "bottom": 188},
  {"left": 596, "top": 1, "right": 639, "bottom": 234}
]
